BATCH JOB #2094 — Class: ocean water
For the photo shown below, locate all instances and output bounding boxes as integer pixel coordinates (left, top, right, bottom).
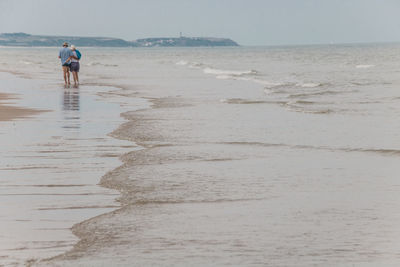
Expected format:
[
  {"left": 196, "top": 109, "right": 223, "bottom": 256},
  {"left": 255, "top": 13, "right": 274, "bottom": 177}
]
[{"left": 1, "top": 44, "right": 400, "bottom": 266}]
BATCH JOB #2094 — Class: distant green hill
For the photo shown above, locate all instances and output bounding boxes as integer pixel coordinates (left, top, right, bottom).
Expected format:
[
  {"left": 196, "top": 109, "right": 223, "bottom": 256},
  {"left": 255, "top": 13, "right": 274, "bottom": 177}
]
[
  {"left": 133, "top": 37, "right": 238, "bottom": 47},
  {"left": 0, "top": 33, "right": 239, "bottom": 47}
]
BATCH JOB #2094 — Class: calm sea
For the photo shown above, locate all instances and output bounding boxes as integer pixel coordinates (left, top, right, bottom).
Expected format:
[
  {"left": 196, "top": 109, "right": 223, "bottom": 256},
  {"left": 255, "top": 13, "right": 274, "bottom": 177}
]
[{"left": 1, "top": 44, "right": 400, "bottom": 266}]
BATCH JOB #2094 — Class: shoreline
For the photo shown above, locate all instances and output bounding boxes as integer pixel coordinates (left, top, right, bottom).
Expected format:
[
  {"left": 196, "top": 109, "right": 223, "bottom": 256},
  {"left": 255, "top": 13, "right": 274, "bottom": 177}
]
[
  {"left": 39, "top": 96, "right": 157, "bottom": 266},
  {"left": 34, "top": 83, "right": 151, "bottom": 266},
  {"left": 6, "top": 45, "right": 400, "bottom": 266},
  {"left": 0, "top": 71, "right": 146, "bottom": 266}
]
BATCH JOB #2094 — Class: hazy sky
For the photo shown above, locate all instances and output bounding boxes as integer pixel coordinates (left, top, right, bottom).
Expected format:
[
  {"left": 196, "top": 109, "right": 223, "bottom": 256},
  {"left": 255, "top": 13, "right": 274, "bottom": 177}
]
[{"left": 1, "top": 0, "right": 400, "bottom": 46}]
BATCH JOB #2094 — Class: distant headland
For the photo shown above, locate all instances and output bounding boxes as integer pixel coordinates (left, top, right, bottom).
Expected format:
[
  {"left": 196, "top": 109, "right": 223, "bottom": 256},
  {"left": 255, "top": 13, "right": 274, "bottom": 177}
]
[{"left": 0, "top": 33, "right": 239, "bottom": 47}]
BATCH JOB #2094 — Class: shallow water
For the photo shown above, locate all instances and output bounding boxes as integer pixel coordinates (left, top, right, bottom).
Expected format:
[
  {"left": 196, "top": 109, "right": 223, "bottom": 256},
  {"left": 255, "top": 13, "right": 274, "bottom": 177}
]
[
  {"left": 1, "top": 45, "right": 400, "bottom": 266},
  {"left": 0, "top": 72, "right": 147, "bottom": 265}
]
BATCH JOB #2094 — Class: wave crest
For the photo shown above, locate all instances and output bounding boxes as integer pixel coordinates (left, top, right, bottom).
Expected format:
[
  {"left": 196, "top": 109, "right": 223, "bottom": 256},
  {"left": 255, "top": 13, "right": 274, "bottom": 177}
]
[
  {"left": 86, "top": 62, "right": 118, "bottom": 67},
  {"left": 296, "top": 82, "right": 323, "bottom": 88},
  {"left": 356, "top": 64, "right": 375, "bottom": 69},
  {"left": 203, "top": 67, "right": 258, "bottom": 76}
]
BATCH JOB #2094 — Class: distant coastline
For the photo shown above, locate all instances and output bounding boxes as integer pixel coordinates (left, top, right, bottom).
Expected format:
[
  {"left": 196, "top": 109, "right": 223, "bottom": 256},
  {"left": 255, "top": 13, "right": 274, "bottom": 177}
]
[{"left": 0, "top": 32, "right": 239, "bottom": 47}]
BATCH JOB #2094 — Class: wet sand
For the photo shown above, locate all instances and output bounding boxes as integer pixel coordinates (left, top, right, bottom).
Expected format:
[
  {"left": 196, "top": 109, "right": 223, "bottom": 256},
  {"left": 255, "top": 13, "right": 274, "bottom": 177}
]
[
  {"left": 0, "top": 92, "right": 44, "bottom": 121},
  {"left": 3, "top": 46, "right": 400, "bottom": 266},
  {"left": 42, "top": 95, "right": 400, "bottom": 267},
  {"left": 0, "top": 72, "right": 148, "bottom": 265}
]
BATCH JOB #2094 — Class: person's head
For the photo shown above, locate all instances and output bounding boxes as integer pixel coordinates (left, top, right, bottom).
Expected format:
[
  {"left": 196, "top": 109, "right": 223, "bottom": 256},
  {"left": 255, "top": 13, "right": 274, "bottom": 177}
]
[
  {"left": 63, "top": 42, "right": 69, "bottom": 47},
  {"left": 70, "top": 45, "right": 76, "bottom": 51}
]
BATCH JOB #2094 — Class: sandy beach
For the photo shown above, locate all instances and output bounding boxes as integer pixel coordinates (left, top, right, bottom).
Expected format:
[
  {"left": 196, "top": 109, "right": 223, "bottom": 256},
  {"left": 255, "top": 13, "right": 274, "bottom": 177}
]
[
  {"left": 0, "top": 70, "right": 147, "bottom": 265},
  {"left": 2, "top": 45, "right": 400, "bottom": 266},
  {"left": 3, "top": 0, "right": 400, "bottom": 265},
  {"left": 0, "top": 92, "right": 44, "bottom": 121}
]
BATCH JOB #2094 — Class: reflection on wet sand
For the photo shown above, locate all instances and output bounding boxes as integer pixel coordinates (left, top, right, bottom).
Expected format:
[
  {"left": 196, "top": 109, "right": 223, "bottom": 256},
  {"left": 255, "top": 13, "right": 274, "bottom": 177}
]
[
  {"left": 0, "top": 92, "right": 45, "bottom": 121},
  {"left": 62, "top": 87, "right": 80, "bottom": 130},
  {"left": 0, "top": 73, "right": 139, "bottom": 265}
]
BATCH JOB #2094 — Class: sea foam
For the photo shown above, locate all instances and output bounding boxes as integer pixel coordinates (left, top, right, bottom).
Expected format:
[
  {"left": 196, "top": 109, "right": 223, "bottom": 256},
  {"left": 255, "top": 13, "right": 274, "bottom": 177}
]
[
  {"left": 356, "top": 64, "right": 375, "bottom": 69},
  {"left": 203, "top": 67, "right": 258, "bottom": 76}
]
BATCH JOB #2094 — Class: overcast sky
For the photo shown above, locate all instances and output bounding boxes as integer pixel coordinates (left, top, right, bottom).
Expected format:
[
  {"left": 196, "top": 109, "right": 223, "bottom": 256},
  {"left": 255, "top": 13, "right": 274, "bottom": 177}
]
[{"left": 1, "top": 0, "right": 400, "bottom": 46}]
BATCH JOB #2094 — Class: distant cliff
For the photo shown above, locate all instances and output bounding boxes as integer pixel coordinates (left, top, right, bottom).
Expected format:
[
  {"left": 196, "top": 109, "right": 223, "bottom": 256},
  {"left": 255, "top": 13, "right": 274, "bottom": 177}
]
[{"left": 0, "top": 33, "right": 239, "bottom": 47}]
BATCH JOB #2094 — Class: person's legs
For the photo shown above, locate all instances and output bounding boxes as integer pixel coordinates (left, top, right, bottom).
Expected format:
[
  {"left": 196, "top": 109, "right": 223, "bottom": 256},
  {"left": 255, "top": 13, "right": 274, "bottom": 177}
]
[
  {"left": 66, "top": 68, "right": 70, "bottom": 85},
  {"left": 72, "top": 71, "right": 77, "bottom": 85},
  {"left": 75, "top": 71, "right": 79, "bottom": 84},
  {"left": 62, "top": 66, "right": 68, "bottom": 85}
]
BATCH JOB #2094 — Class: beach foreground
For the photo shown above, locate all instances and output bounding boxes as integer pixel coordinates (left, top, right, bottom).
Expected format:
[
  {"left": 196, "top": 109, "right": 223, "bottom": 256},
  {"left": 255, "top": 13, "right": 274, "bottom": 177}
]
[
  {"left": 0, "top": 71, "right": 147, "bottom": 265},
  {"left": 1, "top": 45, "right": 400, "bottom": 266},
  {"left": 0, "top": 92, "right": 44, "bottom": 121}
]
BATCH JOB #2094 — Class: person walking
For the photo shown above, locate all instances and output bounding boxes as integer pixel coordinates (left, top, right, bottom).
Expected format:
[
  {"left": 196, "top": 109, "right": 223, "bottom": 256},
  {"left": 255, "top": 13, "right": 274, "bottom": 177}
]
[
  {"left": 58, "top": 42, "right": 74, "bottom": 86},
  {"left": 69, "top": 45, "right": 81, "bottom": 86}
]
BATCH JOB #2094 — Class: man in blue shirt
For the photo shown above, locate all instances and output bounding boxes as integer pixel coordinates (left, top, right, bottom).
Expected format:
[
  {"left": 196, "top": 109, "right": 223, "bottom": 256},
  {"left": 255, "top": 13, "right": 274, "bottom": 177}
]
[{"left": 58, "top": 42, "right": 74, "bottom": 86}]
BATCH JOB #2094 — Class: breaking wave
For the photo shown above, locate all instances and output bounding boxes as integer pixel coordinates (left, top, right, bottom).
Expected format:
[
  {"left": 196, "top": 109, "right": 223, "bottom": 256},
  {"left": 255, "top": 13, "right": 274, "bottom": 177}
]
[
  {"left": 176, "top": 60, "right": 205, "bottom": 69},
  {"left": 20, "top": 60, "right": 34, "bottom": 65},
  {"left": 203, "top": 67, "right": 258, "bottom": 76},
  {"left": 176, "top": 60, "right": 327, "bottom": 92},
  {"left": 176, "top": 60, "right": 258, "bottom": 77},
  {"left": 216, "top": 75, "right": 285, "bottom": 89},
  {"left": 296, "top": 82, "right": 323, "bottom": 88},
  {"left": 356, "top": 64, "right": 375, "bottom": 69},
  {"left": 176, "top": 60, "right": 189, "bottom": 66},
  {"left": 86, "top": 62, "right": 118, "bottom": 67}
]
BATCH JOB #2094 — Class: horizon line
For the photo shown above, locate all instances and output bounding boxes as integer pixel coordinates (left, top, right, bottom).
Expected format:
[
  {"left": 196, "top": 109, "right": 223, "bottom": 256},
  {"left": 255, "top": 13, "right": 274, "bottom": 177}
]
[{"left": 2, "top": 32, "right": 400, "bottom": 48}]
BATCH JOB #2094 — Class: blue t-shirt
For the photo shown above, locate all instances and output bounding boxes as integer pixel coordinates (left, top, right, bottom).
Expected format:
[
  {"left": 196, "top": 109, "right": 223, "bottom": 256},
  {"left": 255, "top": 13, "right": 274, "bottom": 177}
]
[{"left": 59, "top": 47, "right": 73, "bottom": 65}]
